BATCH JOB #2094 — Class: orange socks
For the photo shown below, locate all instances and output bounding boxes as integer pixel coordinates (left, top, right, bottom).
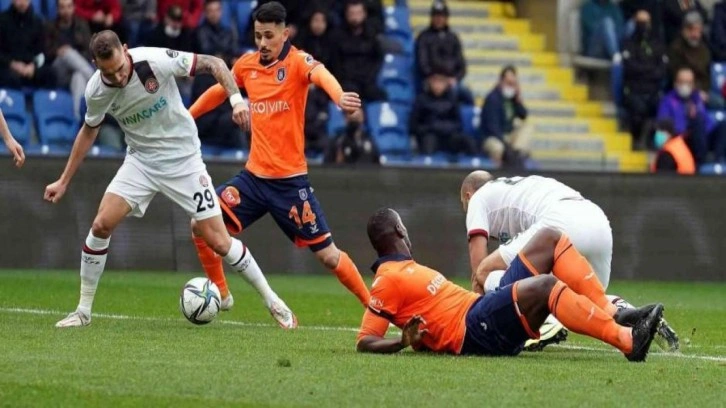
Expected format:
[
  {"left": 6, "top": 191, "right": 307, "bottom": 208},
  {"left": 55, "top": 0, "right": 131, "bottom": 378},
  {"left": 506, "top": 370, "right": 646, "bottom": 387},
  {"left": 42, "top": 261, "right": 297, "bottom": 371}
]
[
  {"left": 332, "top": 251, "right": 370, "bottom": 306},
  {"left": 549, "top": 281, "right": 632, "bottom": 354},
  {"left": 552, "top": 235, "right": 617, "bottom": 316},
  {"left": 193, "top": 236, "right": 229, "bottom": 299}
]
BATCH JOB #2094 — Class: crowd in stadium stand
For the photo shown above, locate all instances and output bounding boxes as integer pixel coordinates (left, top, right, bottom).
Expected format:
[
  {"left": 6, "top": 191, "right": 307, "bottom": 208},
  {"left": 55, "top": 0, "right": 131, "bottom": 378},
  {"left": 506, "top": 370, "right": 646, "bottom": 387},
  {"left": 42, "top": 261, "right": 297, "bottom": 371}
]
[{"left": 584, "top": 0, "right": 726, "bottom": 170}]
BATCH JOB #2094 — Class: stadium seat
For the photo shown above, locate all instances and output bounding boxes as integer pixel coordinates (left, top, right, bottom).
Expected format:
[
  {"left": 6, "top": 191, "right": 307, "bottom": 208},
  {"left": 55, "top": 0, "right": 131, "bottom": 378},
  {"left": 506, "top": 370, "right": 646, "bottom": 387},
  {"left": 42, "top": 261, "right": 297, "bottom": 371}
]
[
  {"left": 456, "top": 155, "right": 497, "bottom": 170},
  {"left": 0, "top": 0, "right": 8, "bottom": 11},
  {"left": 218, "top": 148, "right": 249, "bottom": 161},
  {"left": 327, "top": 102, "right": 346, "bottom": 137},
  {"left": 708, "top": 110, "right": 726, "bottom": 124},
  {"left": 384, "top": 6, "right": 411, "bottom": 33},
  {"left": 460, "top": 105, "right": 481, "bottom": 139},
  {"left": 366, "top": 101, "right": 411, "bottom": 154},
  {"left": 378, "top": 54, "right": 414, "bottom": 86},
  {"left": 0, "top": 88, "right": 31, "bottom": 145},
  {"left": 382, "top": 78, "right": 414, "bottom": 104},
  {"left": 385, "top": 30, "right": 414, "bottom": 56},
  {"left": 410, "top": 153, "right": 449, "bottom": 167},
  {"left": 33, "top": 90, "right": 78, "bottom": 146},
  {"left": 699, "top": 162, "right": 726, "bottom": 175},
  {"left": 43, "top": 0, "right": 56, "bottom": 19},
  {"left": 711, "top": 63, "right": 726, "bottom": 95},
  {"left": 23, "top": 143, "right": 71, "bottom": 156},
  {"left": 236, "top": 1, "right": 257, "bottom": 48}
]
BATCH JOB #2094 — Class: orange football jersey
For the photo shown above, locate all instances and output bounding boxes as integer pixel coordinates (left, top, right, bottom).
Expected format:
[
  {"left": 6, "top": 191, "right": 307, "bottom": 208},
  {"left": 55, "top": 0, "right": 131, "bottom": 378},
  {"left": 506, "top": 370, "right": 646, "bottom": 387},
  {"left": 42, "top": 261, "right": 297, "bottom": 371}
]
[
  {"left": 357, "top": 256, "right": 480, "bottom": 354},
  {"left": 232, "top": 42, "right": 321, "bottom": 178}
]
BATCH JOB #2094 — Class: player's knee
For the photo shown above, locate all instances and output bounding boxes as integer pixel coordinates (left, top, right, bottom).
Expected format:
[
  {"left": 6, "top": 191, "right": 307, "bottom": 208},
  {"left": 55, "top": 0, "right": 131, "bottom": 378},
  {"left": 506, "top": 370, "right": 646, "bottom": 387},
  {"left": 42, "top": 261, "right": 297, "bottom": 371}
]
[
  {"left": 91, "top": 218, "right": 114, "bottom": 238},
  {"left": 315, "top": 245, "right": 340, "bottom": 270},
  {"left": 520, "top": 275, "right": 558, "bottom": 304},
  {"left": 190, "top": 219, "right": 201, "bottom": 237},
  {"left": 533, "top": 227, "right": 562, "bottom": 252},
  {"left": 205, "top": 234, "right": 231, "bottom": 255}
]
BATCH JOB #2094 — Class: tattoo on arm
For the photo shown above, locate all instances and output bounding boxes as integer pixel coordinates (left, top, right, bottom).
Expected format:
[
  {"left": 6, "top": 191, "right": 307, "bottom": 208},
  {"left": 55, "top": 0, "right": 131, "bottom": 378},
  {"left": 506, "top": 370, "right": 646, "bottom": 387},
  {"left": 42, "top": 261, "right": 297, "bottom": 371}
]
[{"left": 195, "top": 54, "right": 239, "bottom": 97}]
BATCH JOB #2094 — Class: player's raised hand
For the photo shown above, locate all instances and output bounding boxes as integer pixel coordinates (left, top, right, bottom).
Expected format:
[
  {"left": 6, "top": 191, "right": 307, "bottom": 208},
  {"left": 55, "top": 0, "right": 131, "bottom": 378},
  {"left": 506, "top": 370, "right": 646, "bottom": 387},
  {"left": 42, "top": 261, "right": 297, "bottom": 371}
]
[
  {"left": 44, "top": 180, "right": 68, "bottom": 204},
  {"left": 4, "top": 137, "right": 25, "bottom": 168},
  {"left": 401, "top": 315, "right": 428, "bottom": 348},
  {"left": 339, "top": 92, "right": 361, "bottom": 114},
  {"left": 231, "top": 100, "right": 251, "bottom": 132}
]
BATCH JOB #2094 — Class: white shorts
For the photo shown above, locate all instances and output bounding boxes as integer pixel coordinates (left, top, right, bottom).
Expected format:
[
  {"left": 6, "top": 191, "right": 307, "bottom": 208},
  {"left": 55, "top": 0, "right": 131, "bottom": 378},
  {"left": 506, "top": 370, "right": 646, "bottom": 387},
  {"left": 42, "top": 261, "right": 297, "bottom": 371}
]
[
  {"left": 106, "top": 154, "right": 222, "bottom": 221},
  {"left": 498, "top": 199, "right": 613, "bottom": 288}
]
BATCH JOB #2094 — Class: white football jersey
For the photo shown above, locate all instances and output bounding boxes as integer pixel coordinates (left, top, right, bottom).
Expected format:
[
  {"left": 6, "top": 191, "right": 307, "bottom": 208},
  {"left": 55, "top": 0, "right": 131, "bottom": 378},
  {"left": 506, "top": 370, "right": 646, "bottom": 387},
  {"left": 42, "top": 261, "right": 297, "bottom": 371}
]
[
  {"left": 84, "top": 47, "right": 201, "bottom": 173},
  {"left": 465, "top": 175, "right": 583, "bottom": 242}
]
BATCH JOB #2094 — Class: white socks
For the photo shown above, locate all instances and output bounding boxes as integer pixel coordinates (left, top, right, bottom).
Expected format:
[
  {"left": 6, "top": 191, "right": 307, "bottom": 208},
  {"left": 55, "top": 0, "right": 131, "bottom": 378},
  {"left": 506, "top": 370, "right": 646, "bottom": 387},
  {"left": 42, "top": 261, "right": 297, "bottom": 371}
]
[
  {"left": 223, "top": 238, "right": 278, "bottom": 305},
  {"left": 77, "top": 231, "right": 110, "bottom": 316}
]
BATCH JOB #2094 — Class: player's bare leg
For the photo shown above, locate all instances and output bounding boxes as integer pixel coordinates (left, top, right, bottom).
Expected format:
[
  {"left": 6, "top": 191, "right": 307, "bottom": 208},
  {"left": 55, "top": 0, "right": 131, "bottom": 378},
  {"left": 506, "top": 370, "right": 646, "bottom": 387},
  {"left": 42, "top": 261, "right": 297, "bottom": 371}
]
[
  {"left": 56, "top": 193, "right": 131, "bottom": 328},
  {"left": 192, "top": 216, "right": 297, "bottom": 328},
  {"left": 314, "top": 243, "right": 371, "bottom": 306}
]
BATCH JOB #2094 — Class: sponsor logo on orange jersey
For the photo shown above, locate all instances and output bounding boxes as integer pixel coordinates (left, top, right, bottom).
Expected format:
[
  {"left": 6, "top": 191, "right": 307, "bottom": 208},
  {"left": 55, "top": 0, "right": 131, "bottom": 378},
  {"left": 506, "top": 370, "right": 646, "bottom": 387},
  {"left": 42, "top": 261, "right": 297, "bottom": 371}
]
[{"left": 249, "top": 100, "right": 291, "bottom": 114}]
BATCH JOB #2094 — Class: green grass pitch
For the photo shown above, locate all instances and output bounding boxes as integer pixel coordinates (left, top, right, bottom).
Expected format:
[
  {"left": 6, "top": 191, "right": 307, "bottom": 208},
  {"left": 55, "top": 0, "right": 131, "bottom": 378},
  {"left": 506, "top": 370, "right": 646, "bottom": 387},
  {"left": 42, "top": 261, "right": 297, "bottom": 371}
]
[{"left": 0, "top": 270, "right": 724, "bottom": 407}]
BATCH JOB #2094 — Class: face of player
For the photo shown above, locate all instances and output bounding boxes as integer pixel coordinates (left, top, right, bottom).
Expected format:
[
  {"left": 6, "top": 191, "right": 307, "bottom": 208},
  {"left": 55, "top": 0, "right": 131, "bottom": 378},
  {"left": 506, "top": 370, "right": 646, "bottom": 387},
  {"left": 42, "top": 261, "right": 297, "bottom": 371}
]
[
  {"left": 205, "top": 1, "right": 222, "bottom": 26},
  {"left": 95, "top": 45, "right": 132, "bottom": 88},
  {"left": 254, "top": 21, "right": 290, "bottom": 64},
  {"left": 310, "top": 12, "right": 327, "bottom": 36},
  {"left": 12, "top": 0, "right": 30, "bottom": 13},
  {"left": 57, "top": 0, "right": 74, "bottom": 21}
]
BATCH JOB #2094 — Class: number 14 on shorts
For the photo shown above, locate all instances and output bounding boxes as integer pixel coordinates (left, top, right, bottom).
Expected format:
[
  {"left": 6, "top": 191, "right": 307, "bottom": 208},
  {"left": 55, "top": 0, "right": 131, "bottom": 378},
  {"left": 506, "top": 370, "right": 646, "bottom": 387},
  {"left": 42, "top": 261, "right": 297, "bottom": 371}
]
[{"left": 289, "top": 200, "right": 316, "bottom": 229}]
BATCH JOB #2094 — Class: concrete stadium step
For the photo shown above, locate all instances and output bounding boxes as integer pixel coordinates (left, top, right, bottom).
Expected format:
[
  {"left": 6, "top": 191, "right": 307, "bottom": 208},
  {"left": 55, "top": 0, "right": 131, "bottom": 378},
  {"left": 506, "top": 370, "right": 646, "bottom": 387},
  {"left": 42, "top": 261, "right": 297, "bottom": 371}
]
[
  {"left": 408, "top": 0, "right": 504, "bottom": 18},
  {"left": 529, "top": 117, "right": 619, "bottom": 134},
  {"left": 466, "top": 66, "right": 574, "bottom": 86},
  {"left": 466, "top": 83, "right": 588, "bottom": 102},
  {"left": 526, "top": 101, "right": 604, "bottom": 118},
  {"left": 411, "top": 16, "right": 530, "bottom": 35},
  {"left": 464, "top": 50, "right": 559, "bottom": 67},
  {"left": 530, "top": 133, "right": 632, "bottom": 153},
  {"left": 460, "top": 33, "right": 545, "bottom": 52},
  {"left": 532, "top": 155, "right": 621, "bottom": 172}
]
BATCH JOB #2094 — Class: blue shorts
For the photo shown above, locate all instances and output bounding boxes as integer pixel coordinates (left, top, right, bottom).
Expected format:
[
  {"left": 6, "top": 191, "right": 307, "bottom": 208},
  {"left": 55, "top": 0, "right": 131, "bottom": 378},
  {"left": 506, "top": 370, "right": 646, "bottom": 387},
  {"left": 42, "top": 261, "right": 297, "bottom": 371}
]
[
  {"left": 460, "top": 256, "right": 538, "bottom": 356},
  {"left": 217, "top": 170, "right": 333, "bottom": 251}
]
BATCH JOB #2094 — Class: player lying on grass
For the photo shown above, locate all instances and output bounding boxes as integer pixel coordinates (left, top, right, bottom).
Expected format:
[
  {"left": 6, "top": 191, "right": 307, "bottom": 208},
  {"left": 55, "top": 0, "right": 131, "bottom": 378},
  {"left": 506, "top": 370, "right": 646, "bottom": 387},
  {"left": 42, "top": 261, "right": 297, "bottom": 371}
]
[
  {"left": 44, "top": 30, "right": 293, "bottom": 328},
  {"left": 186, "top": 1, "right": 370, "bottom": 326},
  {"left": 356, "top": 208, "right": 663, "bottom": 362},
  {"left": 459, "top": 171, "right": 679, "bottom": 352},
  {"left": 0, "top": 109, "right": 25, "bottom": 168}
]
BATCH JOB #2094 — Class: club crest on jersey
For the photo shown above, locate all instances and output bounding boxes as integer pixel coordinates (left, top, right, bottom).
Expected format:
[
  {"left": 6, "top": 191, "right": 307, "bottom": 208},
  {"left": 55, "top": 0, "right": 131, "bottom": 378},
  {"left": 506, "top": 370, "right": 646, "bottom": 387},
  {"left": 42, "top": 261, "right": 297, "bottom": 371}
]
[
  {"left": 304, "top": 54, "right": 314, "bottom": 65},
  {"left": 166, "top": 49, "right": 179, "bottom": 58},
  {"left": 276, "top": 67, "right": 286, "bottom": 83},
  {"left": 199, "top": 175, "right": 209, "bottom": 187},
  {"left": 298, "top": 188, "right": 308, "bottom": 201},
  {"left": 144, "top": 78, "right": 159, "bottom": 94},
  {"left": 221, "top": 186, "right": 241, "bottom": 207}
]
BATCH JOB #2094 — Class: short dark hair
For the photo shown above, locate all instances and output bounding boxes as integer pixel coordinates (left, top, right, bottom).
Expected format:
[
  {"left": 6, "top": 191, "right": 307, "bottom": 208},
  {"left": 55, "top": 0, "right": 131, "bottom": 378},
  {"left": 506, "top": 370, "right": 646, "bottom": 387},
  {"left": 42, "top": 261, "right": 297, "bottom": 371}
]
[
  {"left": 367, "top": 208, "right": 399, "bottom": 254},
  {"left": 89, "top": 30, "right": 122, "bottom": 60},
  {"left": 500, "top": 65, "right": 517, "bottom": 80},
  {"left": 253, "top": 1, "right": 286, "bottom": 25}
]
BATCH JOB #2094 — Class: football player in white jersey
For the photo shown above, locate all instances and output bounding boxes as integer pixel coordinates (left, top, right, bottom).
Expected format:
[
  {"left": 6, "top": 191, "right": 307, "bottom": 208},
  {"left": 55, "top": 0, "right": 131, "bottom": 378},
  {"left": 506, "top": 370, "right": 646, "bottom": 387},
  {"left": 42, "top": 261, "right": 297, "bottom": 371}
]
[
  {"left": 460, "top": 170, "right": 679, "bottom": 351},
  {"left": 44, "top": 31, "right": 296, "bottom": 329}
]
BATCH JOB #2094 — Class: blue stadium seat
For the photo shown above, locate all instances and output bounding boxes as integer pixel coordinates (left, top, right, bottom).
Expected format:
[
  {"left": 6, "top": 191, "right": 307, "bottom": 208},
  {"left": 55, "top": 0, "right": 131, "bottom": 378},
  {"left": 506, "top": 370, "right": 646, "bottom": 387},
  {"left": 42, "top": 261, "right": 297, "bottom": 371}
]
[
  {"left": 24, "top": 143, "right": 71, "bottom": 156},
  {"left": 385, "top": 30, "right": 414, "bottom": 56},
  {"left": 379, "top": 154, "right": 412, "bottom": 166},
  {"left": 0, "top": 88, "right": 31, "bottom": 145},
  {"left": 707, "top": 109, "right": 726, "bottom": 124},
  {"left": 460, "top": 105, "right": 480, "bottom": 139},
  {"left": 327, "top": 102, "right": 346, "bottom": 137},
  {"left": 456, "top": 155, "right": 497, "bottom": 170},
  {"left": 378, "top": 54, "right": 413, "bottom": 86},
  {"left": 236, "top": 1, "right": 256, "bottom": 48},
  {"left": 44, "top": 0, "right": 56, "bottom": 19},
  {"left": 712, "top": 63, "right": 726, "bottom": 94},
  {"left": 366, "top": 102, "right": 411, "bottom": 154},
  {"left": 699, "top": 163, "right": 726, "bottom": 175},
  {"left": 33, "top": 90, "right": 78, "bottom": 146},
  {"left": 382, "top": 78, "right": 414, "bottom": 104},
  {"left": 384, "top": 6, "right": 411, "bottom": 33},
  {"left": 218, "top": 148, "right": 249, "bottom": 161},
  {"left": 410, "top": 153, "right": 449, "bottom": 167},
  {"left": 0, "top": 0, "right": 9, "bottom": 11}
]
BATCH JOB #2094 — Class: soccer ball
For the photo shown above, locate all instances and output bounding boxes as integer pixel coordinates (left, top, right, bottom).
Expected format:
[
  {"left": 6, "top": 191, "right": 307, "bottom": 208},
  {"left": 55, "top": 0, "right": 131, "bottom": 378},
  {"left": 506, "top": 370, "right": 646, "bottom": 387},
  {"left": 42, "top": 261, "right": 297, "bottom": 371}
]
[{"left": 179, "top": 277, "right": 221, "bottom": 325}]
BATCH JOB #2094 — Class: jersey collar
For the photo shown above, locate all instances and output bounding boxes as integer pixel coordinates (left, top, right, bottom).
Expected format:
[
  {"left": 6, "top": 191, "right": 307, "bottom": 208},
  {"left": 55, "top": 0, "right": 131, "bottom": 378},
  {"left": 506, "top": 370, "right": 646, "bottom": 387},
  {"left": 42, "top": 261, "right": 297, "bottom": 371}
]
[
  {"left": 371, "top": 254, "right": 413, "bottom": 273},
  {"left": 260, "top": 40, "right": 292, "bottom": 68}
]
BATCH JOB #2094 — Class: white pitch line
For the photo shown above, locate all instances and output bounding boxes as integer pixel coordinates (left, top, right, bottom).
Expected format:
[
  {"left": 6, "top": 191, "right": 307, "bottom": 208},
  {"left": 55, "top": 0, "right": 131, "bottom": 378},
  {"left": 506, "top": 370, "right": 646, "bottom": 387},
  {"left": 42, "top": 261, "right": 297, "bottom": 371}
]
[{"left": 1, "top": 307, "right": 724, "bottom": 362}]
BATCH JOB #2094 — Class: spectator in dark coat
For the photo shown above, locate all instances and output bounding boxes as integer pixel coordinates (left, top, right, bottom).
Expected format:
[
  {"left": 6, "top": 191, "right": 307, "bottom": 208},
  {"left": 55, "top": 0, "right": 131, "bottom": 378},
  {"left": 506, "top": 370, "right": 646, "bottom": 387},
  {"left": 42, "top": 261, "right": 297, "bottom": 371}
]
[
  {"left": 330, "top": 0, "right": 386, "bottom": 102},
  {"left": 662, "top": 0, "right": 707, "bottom": 46},
  {"left": 304, "top": 85, "right": 330, "bottom": 156},
  {"left": 157, "top": 0, "right": 203, "bottom": 30},
  {"left": 479, "top": 66, "right": 530, "bottom": 164},
  {"left": 410, "top": 73, "right": 476, "bottom": 156},
  {"left": 294, "top": 10, "right": 334, "bottom": 68},
  {"left": 147, "top": 5, "right": 195, "bottom": 51},
  {"left": 195, "top": 0, "right": 237, "bottom": 67},
  {"left": 0, "top": 0, "right": 56, "bottom": 89},
  {"left": 621, "top": 10, "right": 668, "bottom": 148},
  {"left": 75, "top": 0, "right": 124, "bottom": 35},
  {"left": 710, "top": 1, "right": 726, "bottom": 62},
  {"left": 620, "top": 0, "right": 663, "bottom": 40},
  {"left": 121, "top": 0, "right": 157, "bottom": 47},
  {"left": 325, "top": 108, "right": 379, "bottom": 164},
  {"left": 415, "top": 1, "right": 472, "bottom": 104},
  {"left": 191, "top": 74, "right": 246, "bottom": 149},
  {"left": 668, "top": 11, "right": 715, "bottom": 105}
]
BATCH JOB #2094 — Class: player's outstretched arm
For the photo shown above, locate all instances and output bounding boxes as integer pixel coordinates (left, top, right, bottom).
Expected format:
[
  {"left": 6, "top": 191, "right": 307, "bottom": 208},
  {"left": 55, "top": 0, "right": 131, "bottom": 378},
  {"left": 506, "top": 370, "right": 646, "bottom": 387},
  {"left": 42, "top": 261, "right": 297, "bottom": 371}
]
[
  {"left": 0, "top": 110, "right": 24, "bottom": 168},
  {"left": 357, "top": 315, "right": 427, "bottom": 354},
  {"left": 309, "top": 66, "right": 361, "bottom": 114},
  {"left": 44, "top": 124, "right": 100, "bottom": 203},
  {"left": 468, "top": 235, "right": 489, "bottom": 293},
  {"left": 193, "top": 55, "right": 249, "bottom": 131}
]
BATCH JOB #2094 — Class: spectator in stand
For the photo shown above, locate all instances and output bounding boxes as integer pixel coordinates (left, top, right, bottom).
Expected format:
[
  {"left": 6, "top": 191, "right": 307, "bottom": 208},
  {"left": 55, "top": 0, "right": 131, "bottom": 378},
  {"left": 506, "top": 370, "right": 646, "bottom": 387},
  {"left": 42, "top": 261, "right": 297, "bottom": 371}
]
[
  {"left": 0, "top": 0, "right": 57, "bottom": 89},
  {"left": 75, "top": 0, "right": 123, "bottom": 36},
  {"left": 410, "top": 73, "right": 476, "bottom": 156},
  {"left": 650, "top": 119, "right": 696, "bottom": 174},
  {"left": 195, "top": 0, "right": 237, "bottom": 67},
  {"left": 157, "top": 0, "right": 202, "bottom": 30},
  {"left": 121, "top": 0, "right": 157, "bottom": 47},
  {"left": 621, "top": 10, "right": 668, "bottom": 149},
  {"left": 45, "top": 0, "right": 94, "bottom": 120},
  {"left": 325, "top": 108, "right": 379, "bottom": 164},
  {"left": 662, "top": 0, "right": 707, "bottom": 46},
  {"left": 657, "top": 67, "right": 726, "bottom": 164},
  {"left": 710, "top": 1, "right": 726, "bottom": 62},
  {"left": 667, "top": 11, "right": 717, "bottom": 106},
  {"left": 415, "top": 1, "right": 472, "bottom": 104},
  {"left": 620, "top": 0, "right": 663, "bottom": 40},
  {"left": 330, "top": 0, "right": 386, "bottom": 102},
  {"left": 580, "top": 0, "right": 625, "bottom": 60},
  {"left": 294, "top": 10, "right": 334, "bottom": 68},
  {"left": 147, "top": 5, "right": 195, "bottom": 51},
  {"left": 479, "top": 66, "right": 530, "bottom": 166},
  {"left": 191, "top": 75, "right": 245, "bottom": 149},
  {"left": 304, "top": 86, "right": 330, "bottom": 157}
]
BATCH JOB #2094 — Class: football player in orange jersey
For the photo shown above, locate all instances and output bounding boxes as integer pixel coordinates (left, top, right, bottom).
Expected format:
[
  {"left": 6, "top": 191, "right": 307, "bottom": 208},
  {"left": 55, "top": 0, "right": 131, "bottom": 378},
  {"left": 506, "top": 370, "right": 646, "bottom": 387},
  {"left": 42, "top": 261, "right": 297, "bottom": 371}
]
[
  {"left": 357, "top": 208, "right": 663, "bottom": 362},
  {"left": 187, "top": 1, "right": 370, "bottom": 328}
]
